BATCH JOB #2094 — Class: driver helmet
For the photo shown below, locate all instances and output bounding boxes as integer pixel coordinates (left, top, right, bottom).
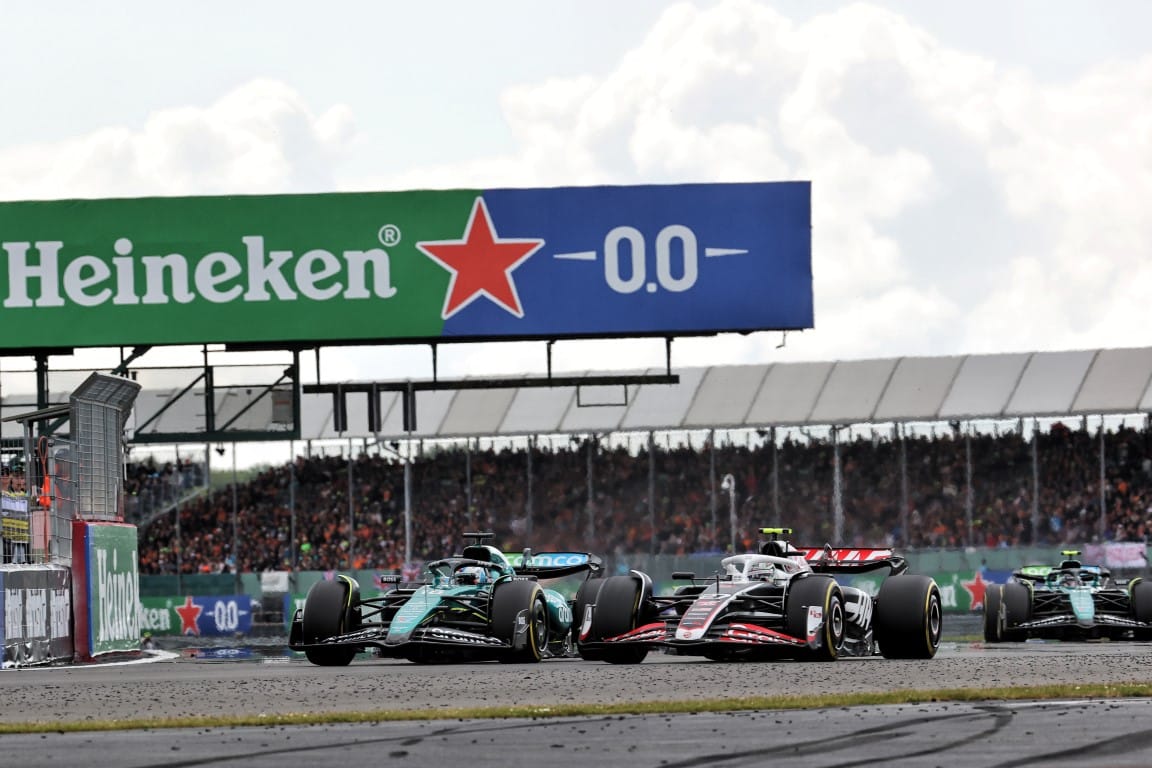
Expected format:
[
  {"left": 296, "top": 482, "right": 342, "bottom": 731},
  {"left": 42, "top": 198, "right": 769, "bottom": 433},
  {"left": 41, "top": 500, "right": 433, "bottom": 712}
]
[
  {"left": 1059, "top": 571, "right": 1079, "bottom": 587},
  {"left": 458, "top": 566, "right": 487, "bottom": 585},
  {"left": 748, "top": 561, "right": 776, "bottom": 580}
]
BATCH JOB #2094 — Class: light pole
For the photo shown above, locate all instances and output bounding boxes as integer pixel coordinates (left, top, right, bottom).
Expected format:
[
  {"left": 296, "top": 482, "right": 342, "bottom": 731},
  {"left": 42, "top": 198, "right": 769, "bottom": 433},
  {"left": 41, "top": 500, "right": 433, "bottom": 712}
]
[{"left": 721, "top": 473, "right": 736, "bottom": 553}]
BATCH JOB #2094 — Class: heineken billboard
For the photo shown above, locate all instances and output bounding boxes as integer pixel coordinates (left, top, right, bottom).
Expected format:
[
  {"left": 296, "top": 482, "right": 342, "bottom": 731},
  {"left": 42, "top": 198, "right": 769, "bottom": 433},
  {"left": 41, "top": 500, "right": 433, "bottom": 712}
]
[
  {"left": 71, "top": 521, "right": 140, "bottom": 659},
  {"left": 0, "top": 182, "right": 811, "bottom": 349}
]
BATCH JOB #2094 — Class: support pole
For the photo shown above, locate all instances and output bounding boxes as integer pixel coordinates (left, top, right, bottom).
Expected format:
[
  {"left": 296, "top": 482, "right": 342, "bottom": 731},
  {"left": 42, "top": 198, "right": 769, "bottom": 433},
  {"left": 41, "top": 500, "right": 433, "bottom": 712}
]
[
  {"left": 404, "top": 443, "right": 413, "bottom": 566},
  {"left": 708, "top": 429, "right": 717, "bottom": 550},
  {"left": 526, "top": 436, "right": 535, "bottom": 539},
  {"left": 466, "top": 439, "right": 474, "bottom": 529},
  {"left": 832, "top": 427, "right": 843, "bottom": 543},
  {"left": 289, "top": 457, "right": 297, "bottom": 572},
  {"left": 347, "top": 438, "right": 354, "bottom": 568},
  {"left": 966, "top": 428, "right": 974, "bottom": 547},
  {"left": 771, "top": 427, "right": 780, "bottom": 526},
  {"left": 586, "top": 434, "right": 596, "bottom": 541},
  {"left": 231, "top": 444, "right": 239, "bottom": 594},
  {"left": 648, "top": 432, "right": 656, "bottom": 556},
  {"left": 1031, "top": 419, "right": 1040, "bottom": 545},
  {"left": 721, "top": 473, "right": 736, "bottom": 553},
  {"left": 1099, "top": 418, "right": 1107, "bottom": 540}
]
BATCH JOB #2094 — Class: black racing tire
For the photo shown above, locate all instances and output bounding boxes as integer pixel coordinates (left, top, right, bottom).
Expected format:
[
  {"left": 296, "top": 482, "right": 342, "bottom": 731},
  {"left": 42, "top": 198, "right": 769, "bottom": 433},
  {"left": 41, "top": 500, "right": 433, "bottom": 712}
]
[
  {"left": 875, "top": 575, "right": 942, "bottom": 659},
  {"left": 574, "top": 577, "right": 606, "bottom": 661},
  {"left": 1001, "top": 582, "right": 1032, "bottom": 642},
  {"left": 492, "top": 579, "right": 548, "bottom": 663},
  {"left": 573, "top": 577, "right": 604, "bottom": 644},
  {"left": 586, "top": 575, "right": 649, "bottom": 664},
  {"left": 301, "top": 578, "right": 359, "bottom": 667},
  {"left": 983, "top": 584, "right": 1003, "bottom": 643},
  {"left": 1130, "top": 578, "right": 1152, "bottom": 638},
  {"left": 785, "top": 575, "right": 845, "bottom": 661}
]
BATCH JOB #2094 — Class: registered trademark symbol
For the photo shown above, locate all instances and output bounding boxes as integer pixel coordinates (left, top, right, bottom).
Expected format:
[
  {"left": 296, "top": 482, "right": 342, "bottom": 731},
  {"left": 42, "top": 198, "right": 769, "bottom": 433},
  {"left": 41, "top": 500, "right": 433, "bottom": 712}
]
[{"left": 378, "top": 224, "right": 402, "bottom": 247}]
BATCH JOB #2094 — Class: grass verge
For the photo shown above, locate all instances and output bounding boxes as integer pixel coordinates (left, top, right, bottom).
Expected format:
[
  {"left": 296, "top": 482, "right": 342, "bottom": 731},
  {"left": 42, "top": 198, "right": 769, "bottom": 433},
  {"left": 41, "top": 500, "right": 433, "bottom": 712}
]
[{"left": 3, "top": 682, "right": 1152, "bottom": 734}]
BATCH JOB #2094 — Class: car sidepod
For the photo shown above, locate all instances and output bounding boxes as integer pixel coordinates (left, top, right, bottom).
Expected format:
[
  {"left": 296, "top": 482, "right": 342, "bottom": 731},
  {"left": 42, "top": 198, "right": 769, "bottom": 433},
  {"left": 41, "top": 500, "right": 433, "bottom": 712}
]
[{"left": 542, "top": 587, "right": 575, "bottom": 655}]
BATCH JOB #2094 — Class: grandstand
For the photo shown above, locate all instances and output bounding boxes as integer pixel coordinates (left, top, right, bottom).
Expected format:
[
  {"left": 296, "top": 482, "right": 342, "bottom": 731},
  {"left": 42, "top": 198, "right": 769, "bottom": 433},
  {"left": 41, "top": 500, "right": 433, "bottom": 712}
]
[{"left": 109, "top": 346, "right": 1151, "bottom": 578}]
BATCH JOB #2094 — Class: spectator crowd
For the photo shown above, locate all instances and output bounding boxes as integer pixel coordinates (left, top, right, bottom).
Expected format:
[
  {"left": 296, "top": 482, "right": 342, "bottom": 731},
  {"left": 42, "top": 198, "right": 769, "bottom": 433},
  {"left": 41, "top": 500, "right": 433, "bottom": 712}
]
[{"left": 133, "top": 421, "right": 1152, "bottom": 575}]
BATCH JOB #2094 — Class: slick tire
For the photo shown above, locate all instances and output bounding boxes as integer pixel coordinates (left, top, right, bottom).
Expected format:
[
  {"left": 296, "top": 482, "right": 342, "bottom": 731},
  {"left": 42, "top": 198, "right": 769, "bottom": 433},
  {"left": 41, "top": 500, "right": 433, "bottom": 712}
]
[
  {"left": 574, "top": 577, "right": 606, "bottom": 661},
  {"left": 301, "top": 577, "right": 359, "bottom": 667},
  {"left": 1000, "top": 582, "right": 1032, "bottom": 642},
  {"left": 1130, "top": 578, "right": 1152, "bottom": 638},
  {"left": 875, "top": 575, "right": 942, "bottom": 659},
  {"left": 492, "top": 579, "right": 548, "bottom": 663},
  {"left": 983, "top": 584, "right": 1003, "bottom": 643},
  {"left": 587, "top": 575, "right": 649, "bottom": 664},
  {"left": 785, "top": 575, "right": 845, "bottom": 662}
]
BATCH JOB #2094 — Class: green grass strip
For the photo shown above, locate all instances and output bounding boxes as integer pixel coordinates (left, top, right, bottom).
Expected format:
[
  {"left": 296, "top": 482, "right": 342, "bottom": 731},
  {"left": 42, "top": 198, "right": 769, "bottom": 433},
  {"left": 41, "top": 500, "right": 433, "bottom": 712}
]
[{"left": 3, "top": 682, "right": 1152, "bottom": 734}]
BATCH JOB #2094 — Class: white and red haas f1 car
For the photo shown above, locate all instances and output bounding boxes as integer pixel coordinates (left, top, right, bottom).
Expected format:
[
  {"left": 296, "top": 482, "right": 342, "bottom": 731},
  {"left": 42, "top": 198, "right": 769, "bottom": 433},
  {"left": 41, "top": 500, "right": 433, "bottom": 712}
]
[{"left": 574, "top": 527, "right": 942, "bottom": 664}]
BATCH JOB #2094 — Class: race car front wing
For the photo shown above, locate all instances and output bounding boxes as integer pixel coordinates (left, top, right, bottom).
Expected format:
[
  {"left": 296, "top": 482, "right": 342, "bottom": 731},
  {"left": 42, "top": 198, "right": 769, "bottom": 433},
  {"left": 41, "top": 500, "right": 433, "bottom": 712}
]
[{"left": 601, "top": 620, "right": 809, "bottom": 650}]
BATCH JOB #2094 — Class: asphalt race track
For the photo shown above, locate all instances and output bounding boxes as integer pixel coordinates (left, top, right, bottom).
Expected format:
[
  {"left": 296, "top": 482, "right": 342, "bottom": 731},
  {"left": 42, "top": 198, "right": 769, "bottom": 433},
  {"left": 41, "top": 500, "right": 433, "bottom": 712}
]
[{"left": 2, "top": 640, "right": 1152, "bottom": 767}]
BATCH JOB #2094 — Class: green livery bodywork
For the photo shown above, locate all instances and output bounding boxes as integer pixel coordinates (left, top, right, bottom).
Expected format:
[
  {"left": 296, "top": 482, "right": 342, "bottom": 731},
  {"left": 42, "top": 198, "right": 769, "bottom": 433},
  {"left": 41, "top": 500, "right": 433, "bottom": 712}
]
[{"left": 288, "top": 535, "right": 602, "bottom": 664}]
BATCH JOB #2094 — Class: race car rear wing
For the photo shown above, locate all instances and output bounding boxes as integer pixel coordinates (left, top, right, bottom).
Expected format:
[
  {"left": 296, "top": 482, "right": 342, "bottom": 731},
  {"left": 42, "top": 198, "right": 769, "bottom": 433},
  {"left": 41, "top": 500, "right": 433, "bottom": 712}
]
[
  {"left": 505, "top": 550, "right": 605, "bottom": 579},
  {"left": 758, "top": 527, "right": 908, "bottom": 576},
  {"left": 796, "top": 546, "right": 908, "bottom": 576}
]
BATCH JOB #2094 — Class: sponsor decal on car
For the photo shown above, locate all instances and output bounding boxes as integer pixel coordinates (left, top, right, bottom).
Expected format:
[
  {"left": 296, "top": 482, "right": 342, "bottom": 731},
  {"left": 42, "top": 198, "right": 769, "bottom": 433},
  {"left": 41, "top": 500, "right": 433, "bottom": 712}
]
[
  {"left": 806, "top": 606, "right": 824, "bottom": 645},
  {"left": 676, "top": 594, "right": 735, "bottom": 641}
]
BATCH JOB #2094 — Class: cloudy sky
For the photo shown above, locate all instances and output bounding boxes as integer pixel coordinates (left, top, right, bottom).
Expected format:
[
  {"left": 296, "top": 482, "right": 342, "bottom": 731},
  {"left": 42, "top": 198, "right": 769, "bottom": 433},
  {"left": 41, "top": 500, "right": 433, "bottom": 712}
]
[{"left": 2, "top": 0, "right": 1151, "bottom": 386}]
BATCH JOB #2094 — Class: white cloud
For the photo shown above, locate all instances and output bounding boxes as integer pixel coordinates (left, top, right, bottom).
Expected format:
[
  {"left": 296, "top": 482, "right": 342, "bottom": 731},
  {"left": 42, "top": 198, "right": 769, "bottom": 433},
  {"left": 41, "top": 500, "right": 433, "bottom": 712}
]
[
  {"left": 3, "top": 0, "right": 1151, "bottom": 382},
  {"left": 0, "top": 79, "right": 354, "bottom": 200}
]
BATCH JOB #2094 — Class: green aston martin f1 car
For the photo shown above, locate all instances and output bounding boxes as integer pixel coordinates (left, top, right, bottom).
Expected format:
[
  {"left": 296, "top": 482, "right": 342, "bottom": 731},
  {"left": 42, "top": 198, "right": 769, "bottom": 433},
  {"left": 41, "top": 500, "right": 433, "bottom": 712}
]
[
  {"left": 289, "top": 532, "right": 602, "bottom": 665},
  {"left": 984, "top": 550, "right": 1152, "bottom": 642}
]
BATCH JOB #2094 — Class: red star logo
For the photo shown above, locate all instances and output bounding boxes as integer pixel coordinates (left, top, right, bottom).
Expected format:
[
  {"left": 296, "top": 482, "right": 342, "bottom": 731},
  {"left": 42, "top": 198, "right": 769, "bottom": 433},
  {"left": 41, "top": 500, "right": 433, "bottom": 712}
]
[
  {"left": 417, "top": 197, "right": 544, "bottom": 319},
  {"left": 961, "top": 570, "right": 989, "bottom": 612},
  {"left": 175, "top": 595, "right": 203, "bottom": 636}
]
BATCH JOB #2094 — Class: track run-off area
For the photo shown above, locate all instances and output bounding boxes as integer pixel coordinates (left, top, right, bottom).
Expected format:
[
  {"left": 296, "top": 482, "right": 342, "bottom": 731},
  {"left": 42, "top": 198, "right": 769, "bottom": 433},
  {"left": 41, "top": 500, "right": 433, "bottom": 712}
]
[{"left": 3, "top": 640, "right": 1152, "bottom": 767}]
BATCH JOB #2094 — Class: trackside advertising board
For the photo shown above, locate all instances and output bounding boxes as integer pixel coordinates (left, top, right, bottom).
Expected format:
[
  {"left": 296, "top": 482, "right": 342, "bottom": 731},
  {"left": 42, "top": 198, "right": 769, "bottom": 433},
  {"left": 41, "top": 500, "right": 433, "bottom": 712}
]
[
  {"left": 139, "top": 595, "right": 255, "bottom": 637},
  {"left": 0, "top": 183, "right": 811, "bottom": 349},
  {"left": 0, "top": 566, "right": 73, "bottom": 667},
  {"left": 71, "top": 521, "right": 140, "bottom": 659}
]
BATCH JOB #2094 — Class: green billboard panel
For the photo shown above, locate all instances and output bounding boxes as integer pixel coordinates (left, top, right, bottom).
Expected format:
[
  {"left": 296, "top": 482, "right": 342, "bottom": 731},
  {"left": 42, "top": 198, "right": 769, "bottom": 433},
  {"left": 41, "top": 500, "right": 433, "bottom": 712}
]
[
  {"left": 0, "top": 183, "right": 812, "bottom": 349},
  {"left": 79, "top": 522, "right": 140, "bottom": 656}
]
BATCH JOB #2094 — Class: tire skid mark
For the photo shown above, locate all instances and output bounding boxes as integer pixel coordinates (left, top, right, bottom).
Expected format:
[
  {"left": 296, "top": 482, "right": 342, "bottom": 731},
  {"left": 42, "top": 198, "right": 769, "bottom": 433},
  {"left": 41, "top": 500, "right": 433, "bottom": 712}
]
[
  {"left": 990, "top": 722, "right": 1152, "bottom": 767},
  {"left": 658, "top": 707, "right": 1014, "bottom": 768}
]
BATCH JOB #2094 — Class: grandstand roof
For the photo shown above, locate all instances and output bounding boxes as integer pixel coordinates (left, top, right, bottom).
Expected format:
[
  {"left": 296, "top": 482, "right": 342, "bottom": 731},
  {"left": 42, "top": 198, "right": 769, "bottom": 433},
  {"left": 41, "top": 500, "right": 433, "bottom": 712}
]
[
  {"left": 8, "top": 347, "right": 1152, "bottom": 443},
  {"left": 354, "top": 347, "right": 1152, "bottom": 439}
]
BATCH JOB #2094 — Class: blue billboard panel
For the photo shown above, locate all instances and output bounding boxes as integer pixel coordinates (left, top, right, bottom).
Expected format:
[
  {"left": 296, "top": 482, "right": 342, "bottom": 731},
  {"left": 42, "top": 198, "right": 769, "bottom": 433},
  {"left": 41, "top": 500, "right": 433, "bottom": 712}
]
[{"left": 446, "top": 181, "right": 812, "bottom": 338}]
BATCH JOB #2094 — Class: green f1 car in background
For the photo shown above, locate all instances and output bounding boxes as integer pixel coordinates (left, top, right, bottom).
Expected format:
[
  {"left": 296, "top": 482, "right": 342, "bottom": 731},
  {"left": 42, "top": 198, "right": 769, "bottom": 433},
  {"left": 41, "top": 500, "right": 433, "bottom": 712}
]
[
  {"left": 984, "top": 549, "right": 1152, "bottom": 642},
  {"left": 289, "top": 532, "right": 602, "bottom": 665}
]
